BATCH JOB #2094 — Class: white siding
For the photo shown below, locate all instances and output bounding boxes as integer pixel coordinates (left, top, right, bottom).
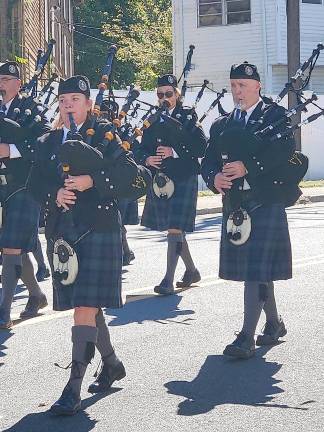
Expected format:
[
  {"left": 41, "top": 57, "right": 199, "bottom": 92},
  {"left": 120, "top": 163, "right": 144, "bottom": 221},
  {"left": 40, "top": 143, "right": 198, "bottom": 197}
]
[
  {"left": 173, "top": 0, "right": 324, "bottom": 95},
  {"left": 173, "top": 0, "right": 266, "bottom": 92}
]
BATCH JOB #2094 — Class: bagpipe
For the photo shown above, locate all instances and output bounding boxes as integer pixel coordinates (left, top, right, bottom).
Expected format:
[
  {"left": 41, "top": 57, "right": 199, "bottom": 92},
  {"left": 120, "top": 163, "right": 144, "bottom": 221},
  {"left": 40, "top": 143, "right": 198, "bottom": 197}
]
[
  {"left": 220, "top": 42, "right": 324, "bottom": 191},
  {"left": 57, "top": 46, "right": 152, "bottom": 204},
  {"left": 220, "top": 44, "right": 324, "bottom": 246},
  {"left": 0, "top": 40, "right": 57, "bottom": 147}
]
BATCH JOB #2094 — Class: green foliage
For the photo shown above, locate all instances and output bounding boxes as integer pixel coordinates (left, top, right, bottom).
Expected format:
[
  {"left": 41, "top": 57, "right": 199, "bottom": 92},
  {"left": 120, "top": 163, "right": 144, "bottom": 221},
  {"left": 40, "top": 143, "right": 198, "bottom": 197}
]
[{"left": 74, "top": 0, "right": 172, "bottom": 90}]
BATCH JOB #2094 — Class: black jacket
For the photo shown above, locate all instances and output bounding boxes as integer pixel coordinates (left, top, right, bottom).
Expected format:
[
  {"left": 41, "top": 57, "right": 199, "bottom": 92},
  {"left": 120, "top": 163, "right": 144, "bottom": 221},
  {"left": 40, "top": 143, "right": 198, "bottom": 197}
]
[
  {"left": 135, "top": 104, "right": 207, "bottom": 181},
  {"left": 0, "top": 95, "right": 51, "bottom": 193},
  {"left": 29, "top": 119, "right": 139, "bottom": 238},
  {"left": 201, "top": 101, "right": 302, "bottom": 208}
]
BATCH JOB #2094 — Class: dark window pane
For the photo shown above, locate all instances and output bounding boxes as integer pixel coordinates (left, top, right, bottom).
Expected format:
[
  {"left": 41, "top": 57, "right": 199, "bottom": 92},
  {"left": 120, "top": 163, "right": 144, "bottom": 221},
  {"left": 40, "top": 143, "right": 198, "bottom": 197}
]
[
  {"left": 302, "top": 0, "right": 322, "bottom": 4},
  {"left": 227, "top": 11, "right": 251, "bottom": 24},
  {"left": 200, "top": 3, "right": 222, "bottom": 14},
  {"left": 226, "top": 0, "right": 251, "bottom": 13},
  {"left": 199, "top": 14, "right": 222, "bottom": 26},
  {"left": 199, "top": 0, "right": 221, "bottom": 4}
]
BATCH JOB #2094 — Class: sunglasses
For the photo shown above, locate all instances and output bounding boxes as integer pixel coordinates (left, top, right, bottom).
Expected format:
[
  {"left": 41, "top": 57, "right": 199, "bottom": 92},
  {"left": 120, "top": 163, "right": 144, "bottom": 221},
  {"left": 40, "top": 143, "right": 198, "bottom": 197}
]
[{"left": 157, "top": 90, "right": 174, "bottom": 99}]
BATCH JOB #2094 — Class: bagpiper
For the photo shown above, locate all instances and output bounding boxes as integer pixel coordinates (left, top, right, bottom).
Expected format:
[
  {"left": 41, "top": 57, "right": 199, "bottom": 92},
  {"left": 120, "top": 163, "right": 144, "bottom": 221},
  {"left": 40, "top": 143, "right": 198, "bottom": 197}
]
[
  {"left": 0, "top": 61, "right": 49, "bottom": 329},
  {"left": 201, "top": 62, "right": 300, "bottom": 359},
  {"left": 137, "top": 74, "right": 207, "bottom": 295},
  {"left": 29, "top": 75, "right": 142, "bottom": 415}
]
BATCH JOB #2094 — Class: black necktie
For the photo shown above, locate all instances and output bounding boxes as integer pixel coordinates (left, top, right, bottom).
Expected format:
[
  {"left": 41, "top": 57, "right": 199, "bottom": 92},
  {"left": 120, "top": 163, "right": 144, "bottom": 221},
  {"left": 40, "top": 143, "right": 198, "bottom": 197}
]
[{"left": 236, "top": 110, "right": 247, "bottom": 128}]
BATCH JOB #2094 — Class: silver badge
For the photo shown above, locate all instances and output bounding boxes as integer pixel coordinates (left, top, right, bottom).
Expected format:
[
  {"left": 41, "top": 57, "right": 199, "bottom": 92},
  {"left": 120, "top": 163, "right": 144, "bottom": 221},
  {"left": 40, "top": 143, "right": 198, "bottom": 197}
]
[
  {"left": 9, "top": 65, "right": 16, "bottom": 74},
  {"left": 245, "top": 66, "right": 253, "bottom": 76},
  {"left": 168, "top": 75, "right": 174, "bottom": 84},
  {"left": 51, "top": 154, "right": 56, "bottom": 160},
  {"left": 78, "top": 79, "right": 87, "bottom": 91}
]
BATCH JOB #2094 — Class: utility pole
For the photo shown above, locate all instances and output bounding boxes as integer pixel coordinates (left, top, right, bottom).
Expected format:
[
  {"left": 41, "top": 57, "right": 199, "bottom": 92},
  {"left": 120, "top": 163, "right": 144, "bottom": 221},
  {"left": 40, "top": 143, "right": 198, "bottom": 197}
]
[{"left": 286, "top": 0, "right": 301, "bottom": 150}]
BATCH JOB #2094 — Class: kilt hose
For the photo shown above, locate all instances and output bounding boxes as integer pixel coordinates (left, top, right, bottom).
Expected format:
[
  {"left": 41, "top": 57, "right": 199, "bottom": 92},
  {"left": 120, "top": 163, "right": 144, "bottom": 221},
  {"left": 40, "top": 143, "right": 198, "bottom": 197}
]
[
  {"left": 219, "top": 203, "right": 292, "bottom": 282},
  {"left": 141, "top": 174, "right": 198, "bottom": 232},
  {"left": 0, "top": 187, "right": 40, "bottom": 252},
  {"left": 47, "top": 219, "right": 123, "bottom": 311},
  {"left": 118, "top": 199, "right": 139, "bottom": 226}
]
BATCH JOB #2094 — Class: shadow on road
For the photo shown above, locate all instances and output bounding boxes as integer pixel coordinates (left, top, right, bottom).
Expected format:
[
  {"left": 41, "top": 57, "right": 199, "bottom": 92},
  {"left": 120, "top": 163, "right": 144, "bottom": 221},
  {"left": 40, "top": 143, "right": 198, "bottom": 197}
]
[
  {"left": 0, "top": 330, "right": 13, "bottom": 366},
  {"left": 165, "top": 348, "right": 311, "bottom": 415},
  {"left": 108, "top": 294, "right": 195, "bottom": 326},
  {"left": 2, "top": 390, "right": 122, "bottom": 432}
]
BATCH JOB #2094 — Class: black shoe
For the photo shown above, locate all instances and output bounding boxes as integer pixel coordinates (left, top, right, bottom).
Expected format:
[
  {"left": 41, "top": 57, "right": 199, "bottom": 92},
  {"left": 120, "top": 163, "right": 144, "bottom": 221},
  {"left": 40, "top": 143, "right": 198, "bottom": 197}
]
[
  {"left": 176, "top": 268, "right": 201, "bottom": 288},
  {"left": 123, "top": 251, "right": 135, "bottom": 266},
  {"left": 256, "top": 317, "right": 287, "bottom": 346},
  {"left": 20, "top": 294, "right": 48, "bottom": 318},
  {"left": 88, "top": 361, "right": 126, "bottom": 394},
  {"left": 50, "top": 384, "right": 81, "bottom": 416},
  {"left": 223, "top": 332, "right": 255, "bottom": 359},
  {"left": 154, "top": 278, "right": 174, "bottom": 295},
  {"left": 36, "top": 266, "right": 51, "bottom": 282}
]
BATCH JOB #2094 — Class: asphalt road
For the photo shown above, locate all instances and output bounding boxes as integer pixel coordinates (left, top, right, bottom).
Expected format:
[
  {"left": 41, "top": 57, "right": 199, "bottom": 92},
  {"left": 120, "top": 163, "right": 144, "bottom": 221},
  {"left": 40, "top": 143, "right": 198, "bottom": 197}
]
[{"left": 0, "top": 202, "right": 324, "bottom": 432}]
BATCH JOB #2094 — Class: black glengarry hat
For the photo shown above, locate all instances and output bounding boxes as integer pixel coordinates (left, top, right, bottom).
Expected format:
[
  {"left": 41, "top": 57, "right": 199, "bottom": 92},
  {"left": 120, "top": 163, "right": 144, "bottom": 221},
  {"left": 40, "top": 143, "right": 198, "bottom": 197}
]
[
  {"left": 230, "top": 61, "right": 260, "bottom": 82},
  {"left": 58, "top": 75, "right": 90, "bottom": 98},
  {"left": 157, "top": 74, "right": 178, "bottom": 88},
  {"left": 0, "top": 61, "right": 20, "bottom": 78}
]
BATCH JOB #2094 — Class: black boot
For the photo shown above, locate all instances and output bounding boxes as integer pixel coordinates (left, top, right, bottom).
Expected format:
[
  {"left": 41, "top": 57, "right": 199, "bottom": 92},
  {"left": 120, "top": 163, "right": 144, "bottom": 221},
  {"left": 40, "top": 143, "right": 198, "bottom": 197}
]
[
  {"left": 88, "top": 356, "right": 126, "bottom": 394},
  {"left": 20, "top": 293, "right": 48, "bottom": 318},
  {"left": 50, "top": 371, "right": 82, "bottom": 416},
  {"left": 176, "top": 268, "right": 201, "bottom": 288},
  {"left": 223, "top": 332, "right": 255, "bottom": 359},
  {"left": 50, "top": 325, "right": 97, "bottom": 416}
]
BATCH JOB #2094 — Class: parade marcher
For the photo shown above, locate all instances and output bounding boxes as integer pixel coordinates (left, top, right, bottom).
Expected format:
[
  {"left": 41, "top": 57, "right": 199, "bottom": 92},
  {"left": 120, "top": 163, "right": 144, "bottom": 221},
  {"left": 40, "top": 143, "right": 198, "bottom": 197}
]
[
  {"left": 29, "top": 75, "right": 140, "bottom": 415},
  {"left": 137, "top": 74, "right": 207, "bottom": 295},
  {"left": 201, "top": 62, "right": 300, "bottom": 359},
  {"left": 99, "top": 98, "right": 138, "bottom": 266},
  {"left": 0, "top": 61, "right": 49, "bottom": 328}
]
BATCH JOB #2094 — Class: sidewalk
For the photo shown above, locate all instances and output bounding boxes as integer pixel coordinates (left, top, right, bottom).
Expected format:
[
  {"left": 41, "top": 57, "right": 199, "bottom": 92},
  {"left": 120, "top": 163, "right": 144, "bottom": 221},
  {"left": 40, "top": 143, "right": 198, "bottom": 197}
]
[{"left": 138, "top": 186, "right": 324, "bottom": 216}]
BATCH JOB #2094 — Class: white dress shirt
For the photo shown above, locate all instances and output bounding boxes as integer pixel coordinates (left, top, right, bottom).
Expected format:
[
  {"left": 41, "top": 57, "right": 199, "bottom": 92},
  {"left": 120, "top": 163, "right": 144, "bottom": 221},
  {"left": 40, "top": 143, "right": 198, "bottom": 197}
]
[
  {"left": 62, "top": 122, "right": 84, "bottom": 143},
  {"left": 4, "top": 99, "right": 22, "bottom": 159},
  {"left": 235, "top": 98, "right": 262, "bottom": 190}
]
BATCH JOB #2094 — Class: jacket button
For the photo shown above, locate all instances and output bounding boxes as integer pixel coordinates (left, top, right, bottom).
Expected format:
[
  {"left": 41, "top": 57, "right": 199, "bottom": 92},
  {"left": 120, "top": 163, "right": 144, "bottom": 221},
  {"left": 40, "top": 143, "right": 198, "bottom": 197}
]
[
  {"left": 101, "top": 171, "right": 105, "bottom": 175},
  {"left": 98, "top": 205, "right": 102, "bottom": 209},
  {"left": 110, "top": 185, "right": 114, "bottom": 189},
  {"left": 274, "top": 181, "right": 278, "bottom": 184},
  {"left": 260, "top": 166, "right": 264, "bottom": 170},
  {"left": 257, "top": 161, "right": 260, "bottom": 165},
  {"left": 105, "top": 178, "right": 109, "bottom": 182}
]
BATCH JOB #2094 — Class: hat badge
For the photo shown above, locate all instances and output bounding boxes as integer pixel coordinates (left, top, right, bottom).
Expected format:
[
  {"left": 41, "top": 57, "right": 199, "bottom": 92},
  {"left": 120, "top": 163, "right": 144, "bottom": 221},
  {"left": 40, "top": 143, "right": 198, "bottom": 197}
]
[
  {"left": 9, "top": 65, "right": 16, "bottom": 74},
  {"left": 245, "top": 65, "right": 253, "bottom": 76},
  {"left": 168, "top": 75, "right": 174, "bottom": 84},
  {"left": 78, "top": 79, "right": 87, "bottom": 91}
]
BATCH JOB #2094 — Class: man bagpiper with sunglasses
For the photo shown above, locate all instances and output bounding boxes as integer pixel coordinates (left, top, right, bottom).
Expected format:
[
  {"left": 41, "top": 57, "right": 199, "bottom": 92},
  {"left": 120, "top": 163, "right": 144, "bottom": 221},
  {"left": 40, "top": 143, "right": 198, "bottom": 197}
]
[{"left": 136, "top": 74, "right": 207, "bottom": 295}]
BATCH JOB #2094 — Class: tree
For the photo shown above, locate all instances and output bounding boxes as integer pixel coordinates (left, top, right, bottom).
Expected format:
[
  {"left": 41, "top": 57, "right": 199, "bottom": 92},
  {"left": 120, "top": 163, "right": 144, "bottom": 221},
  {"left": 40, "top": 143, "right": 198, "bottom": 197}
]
[{"left": 73, "top": 0, "right": 172, "bottom": 90}]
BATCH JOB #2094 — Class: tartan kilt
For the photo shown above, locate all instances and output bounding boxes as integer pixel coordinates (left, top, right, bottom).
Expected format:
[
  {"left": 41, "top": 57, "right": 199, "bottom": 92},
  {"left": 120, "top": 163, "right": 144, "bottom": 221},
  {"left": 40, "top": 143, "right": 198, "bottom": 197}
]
[
  {"left": 118, "top": 199, "right": 139, "bottom": 225},
  {"left": 141, "top": 174, "right": 198, "bottom": 232},
  {"left": 47, "top": 219, "right": 123, "bottom": 311},
  {"left": 219, "top": 204, "right": 292, "bottom": 282},
  {"left": 0, "top": 188, "right": 40, "bottom": 252}
]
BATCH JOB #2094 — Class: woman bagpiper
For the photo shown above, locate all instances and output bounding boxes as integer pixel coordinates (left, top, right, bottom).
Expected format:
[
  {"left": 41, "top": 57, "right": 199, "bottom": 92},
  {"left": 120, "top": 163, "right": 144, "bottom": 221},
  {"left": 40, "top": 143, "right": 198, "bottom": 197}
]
[
  {"left": 136, "top": 74, "right": 207, "bottom": 295},
  {"left": 29, "top": 75, "right": 138, "bottom": 415}
]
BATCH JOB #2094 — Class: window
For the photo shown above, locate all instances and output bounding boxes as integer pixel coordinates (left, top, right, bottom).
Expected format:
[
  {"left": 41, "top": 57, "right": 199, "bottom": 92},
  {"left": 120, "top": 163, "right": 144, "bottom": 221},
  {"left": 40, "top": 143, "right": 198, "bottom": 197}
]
[
  {"left": 198, "top": 0, "right": 251, "bottom": 27},
  {"left": 302, "top": 0, "right": 322, "bottom": 4}
]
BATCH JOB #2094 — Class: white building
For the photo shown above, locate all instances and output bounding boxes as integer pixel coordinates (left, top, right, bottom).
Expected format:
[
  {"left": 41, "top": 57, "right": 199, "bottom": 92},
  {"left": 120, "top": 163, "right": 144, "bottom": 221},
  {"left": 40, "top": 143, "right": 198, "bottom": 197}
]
[{"left": 172, "top": 0, "right": 324, "bottom": 94}]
